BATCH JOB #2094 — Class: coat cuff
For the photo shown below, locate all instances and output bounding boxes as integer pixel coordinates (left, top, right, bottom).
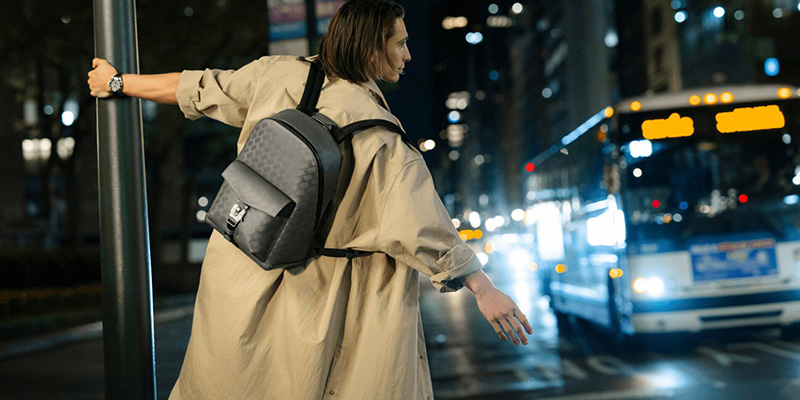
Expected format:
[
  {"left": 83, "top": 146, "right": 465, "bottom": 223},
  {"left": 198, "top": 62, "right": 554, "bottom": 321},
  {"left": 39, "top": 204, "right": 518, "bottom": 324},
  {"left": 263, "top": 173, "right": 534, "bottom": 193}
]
[
  {"left": 430, "top": 244, "right": 484, "bottom": 293},
  {"left": 176, "top": 70, "right": 206, "bottom": 120}
]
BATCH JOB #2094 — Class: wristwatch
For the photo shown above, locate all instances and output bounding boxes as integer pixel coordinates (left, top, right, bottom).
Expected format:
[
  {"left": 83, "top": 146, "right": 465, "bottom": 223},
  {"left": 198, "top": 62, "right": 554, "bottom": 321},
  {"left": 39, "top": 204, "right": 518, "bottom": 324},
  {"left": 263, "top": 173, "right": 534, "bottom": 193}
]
[{"left": 108, "top": 72, "right": 124, "bottom": 96}]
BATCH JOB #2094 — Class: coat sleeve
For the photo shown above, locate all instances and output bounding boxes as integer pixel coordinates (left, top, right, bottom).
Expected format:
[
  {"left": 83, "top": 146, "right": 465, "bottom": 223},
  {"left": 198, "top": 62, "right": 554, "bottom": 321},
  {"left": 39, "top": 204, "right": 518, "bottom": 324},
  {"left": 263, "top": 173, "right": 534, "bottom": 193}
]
[
  {"left": 176, "top": 56, "right": 273, "bottom": 127},
  {"left": 375, "top": 158, "right": 484, "bottom": 292}
]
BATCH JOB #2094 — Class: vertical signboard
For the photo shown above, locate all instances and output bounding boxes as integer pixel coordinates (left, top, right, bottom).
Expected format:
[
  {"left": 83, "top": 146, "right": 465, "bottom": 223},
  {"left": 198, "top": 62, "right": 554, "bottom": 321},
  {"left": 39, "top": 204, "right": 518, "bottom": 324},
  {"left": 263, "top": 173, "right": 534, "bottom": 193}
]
[
  {"left": 268, "top": 0, "right": 343, "bottom": 56},
  {"left": 268, "top": 0, "right": 307, "bottom": 41},
  {"left": 316, "top": 0, "right": 344, "bottom": 34}
]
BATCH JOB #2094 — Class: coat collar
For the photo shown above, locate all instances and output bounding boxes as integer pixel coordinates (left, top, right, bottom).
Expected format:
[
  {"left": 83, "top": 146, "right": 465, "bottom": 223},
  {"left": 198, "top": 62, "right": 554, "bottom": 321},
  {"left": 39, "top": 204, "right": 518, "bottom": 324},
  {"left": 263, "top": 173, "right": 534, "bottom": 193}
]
[
  {"left": 359, "top": 79, "right": 391, "bottom": 112},
  {"left": 306, "top": 55, "right": 391, "bottom": 111}
]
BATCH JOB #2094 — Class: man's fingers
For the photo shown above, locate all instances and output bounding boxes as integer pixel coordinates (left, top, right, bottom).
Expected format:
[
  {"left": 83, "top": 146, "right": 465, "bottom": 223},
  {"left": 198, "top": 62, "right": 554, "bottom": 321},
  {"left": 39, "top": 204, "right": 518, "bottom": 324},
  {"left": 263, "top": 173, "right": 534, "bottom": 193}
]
[
  {"left": 93, "top": 58, "right": 100, "bottom": 68},
  {"left": 515, "top": 310, "right": 534, "bottom": 335},
  {"left": 510, "top": 314, "right": 529, "bottom": 345},
  {"left": 492, "top": 321, "right": 507, "bottom": 341},
  {"left": 497, "top": 318, "right": 519, "bottom": 345}
]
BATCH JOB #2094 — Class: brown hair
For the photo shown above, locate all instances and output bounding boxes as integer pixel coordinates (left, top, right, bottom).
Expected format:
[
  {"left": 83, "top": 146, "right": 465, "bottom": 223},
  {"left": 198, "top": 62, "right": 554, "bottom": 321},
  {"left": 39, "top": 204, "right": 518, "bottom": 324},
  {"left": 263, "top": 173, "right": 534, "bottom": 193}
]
[{"left": 318, "top": 0, "right": 405, "bottom": 83}]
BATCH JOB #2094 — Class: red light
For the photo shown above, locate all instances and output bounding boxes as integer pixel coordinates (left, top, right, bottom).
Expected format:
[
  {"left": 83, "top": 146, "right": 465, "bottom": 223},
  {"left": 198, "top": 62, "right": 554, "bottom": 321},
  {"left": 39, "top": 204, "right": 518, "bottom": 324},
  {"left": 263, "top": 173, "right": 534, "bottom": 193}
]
[
  {"left": 526, "top": 163, "right": 535, "bottom": 172},
  {"left": 739, "top": 194, "right": 748, "bottom": 203},
  {"left": 652, "top": 200, "right": 661, "bottom": 208}
]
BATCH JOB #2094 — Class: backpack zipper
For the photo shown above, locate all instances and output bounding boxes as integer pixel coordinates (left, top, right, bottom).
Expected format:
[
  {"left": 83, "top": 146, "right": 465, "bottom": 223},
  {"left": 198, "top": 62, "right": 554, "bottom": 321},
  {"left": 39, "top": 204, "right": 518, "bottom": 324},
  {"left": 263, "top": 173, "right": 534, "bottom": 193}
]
[{"left": 273, "top": 118, "right": 323, "bottom": 228}]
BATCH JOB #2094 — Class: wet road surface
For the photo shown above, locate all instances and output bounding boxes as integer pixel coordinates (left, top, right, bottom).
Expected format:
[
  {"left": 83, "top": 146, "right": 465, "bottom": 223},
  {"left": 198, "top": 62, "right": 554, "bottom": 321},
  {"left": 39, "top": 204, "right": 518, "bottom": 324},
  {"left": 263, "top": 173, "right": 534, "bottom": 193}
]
[
  {"left": 1, "top": 264, "right": 799, "bottom": 399},
  {"left": 422, "top": 264, "right": 800, "bottom": 399}
]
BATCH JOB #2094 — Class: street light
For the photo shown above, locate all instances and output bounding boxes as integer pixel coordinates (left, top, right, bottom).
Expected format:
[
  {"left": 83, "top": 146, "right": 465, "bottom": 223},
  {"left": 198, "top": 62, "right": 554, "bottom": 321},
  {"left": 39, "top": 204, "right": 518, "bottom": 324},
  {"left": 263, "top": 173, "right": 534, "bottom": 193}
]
[
  {"left": 61, "top": 95, "right": 80, "bottom": 127},
  {"left": 765, "top": 58, "right": 780, "bottom": 76},
  {"left": 21, "top": 138, "right": 52, "bottom": 162},
  {"left": 56, "top": 137, "right": 76, "bottom": 160},
  {"left": 465, "top": 32, "right": 484, "bottom": 45}
]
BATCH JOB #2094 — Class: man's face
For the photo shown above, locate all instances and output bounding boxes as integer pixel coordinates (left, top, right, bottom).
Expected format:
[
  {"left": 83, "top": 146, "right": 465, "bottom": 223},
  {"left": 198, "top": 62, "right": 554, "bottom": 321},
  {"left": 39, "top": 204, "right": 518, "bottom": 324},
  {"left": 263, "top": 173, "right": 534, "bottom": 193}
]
[{"left": 376, "top": 18, "right": 411, "bottom": 83}]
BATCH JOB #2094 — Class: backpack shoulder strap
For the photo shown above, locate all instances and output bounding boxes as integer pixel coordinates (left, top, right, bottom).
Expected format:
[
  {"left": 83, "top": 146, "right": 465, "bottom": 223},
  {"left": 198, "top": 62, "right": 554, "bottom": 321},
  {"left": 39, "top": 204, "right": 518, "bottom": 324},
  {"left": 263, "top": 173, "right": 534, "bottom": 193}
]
[
  {"left": 337, "top": 119, "right": 414, "bottom": 147},
  {"left": 296, "top": 59, "right": 414, "bottom": 148},
  {"left": 297, "top": 60, "right": 325, "bottom": 115}
]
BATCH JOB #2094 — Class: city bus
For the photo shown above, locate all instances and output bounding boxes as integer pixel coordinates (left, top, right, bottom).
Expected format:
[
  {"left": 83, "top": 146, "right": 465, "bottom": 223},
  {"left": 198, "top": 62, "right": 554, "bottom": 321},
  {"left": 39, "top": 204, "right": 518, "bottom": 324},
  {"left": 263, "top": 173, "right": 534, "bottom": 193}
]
[{"left": 527, "top": 85, "right": 800, "bottom": 338}]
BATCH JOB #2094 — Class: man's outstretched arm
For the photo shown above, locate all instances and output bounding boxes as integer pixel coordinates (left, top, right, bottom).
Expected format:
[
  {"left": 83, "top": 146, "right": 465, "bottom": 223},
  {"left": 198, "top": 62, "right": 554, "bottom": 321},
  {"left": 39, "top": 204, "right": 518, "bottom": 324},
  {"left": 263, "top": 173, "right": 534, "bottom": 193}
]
[{"left": 88, "top": 58, "right": 180, "bottom": 104}]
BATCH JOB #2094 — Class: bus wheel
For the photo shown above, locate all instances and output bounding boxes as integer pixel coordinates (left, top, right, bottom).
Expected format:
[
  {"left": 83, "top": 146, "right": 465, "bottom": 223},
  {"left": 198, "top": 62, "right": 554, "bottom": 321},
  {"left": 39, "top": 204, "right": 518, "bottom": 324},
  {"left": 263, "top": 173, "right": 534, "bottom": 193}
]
[
  {"left": 607, "top": 277, "right": 637, "bottom": 351},
  {"left": 781, "top": 323, "right": 800, "bottom": 340},
  {"left": 607, "top": 277, "right": 623, "bottom": 337}
]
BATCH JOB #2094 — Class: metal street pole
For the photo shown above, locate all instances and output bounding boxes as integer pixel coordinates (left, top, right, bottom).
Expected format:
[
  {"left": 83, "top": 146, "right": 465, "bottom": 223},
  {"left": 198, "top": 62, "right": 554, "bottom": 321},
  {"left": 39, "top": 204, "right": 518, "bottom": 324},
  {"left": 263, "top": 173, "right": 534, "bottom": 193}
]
[{"left": 93, "top": 0, "right": 156, "bottom": 398}]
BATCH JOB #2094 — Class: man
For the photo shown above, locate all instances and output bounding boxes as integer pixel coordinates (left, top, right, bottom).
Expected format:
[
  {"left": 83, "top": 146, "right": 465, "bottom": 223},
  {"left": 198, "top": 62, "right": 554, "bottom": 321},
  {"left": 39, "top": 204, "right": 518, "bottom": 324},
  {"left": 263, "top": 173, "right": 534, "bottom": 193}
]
[{"left": 89, "top": 1, "right": 532, "bottom": 398}]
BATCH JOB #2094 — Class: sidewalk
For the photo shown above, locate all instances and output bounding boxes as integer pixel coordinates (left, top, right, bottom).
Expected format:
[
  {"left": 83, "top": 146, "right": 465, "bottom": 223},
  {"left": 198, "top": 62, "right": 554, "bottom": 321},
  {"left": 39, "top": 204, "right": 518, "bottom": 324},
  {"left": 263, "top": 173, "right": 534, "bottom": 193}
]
[
  {"left": 0, "top": 294, "right": 196, "bottom": 399},
  {"left": 0, "top": 294, "right": 195, "bottom": 359}
]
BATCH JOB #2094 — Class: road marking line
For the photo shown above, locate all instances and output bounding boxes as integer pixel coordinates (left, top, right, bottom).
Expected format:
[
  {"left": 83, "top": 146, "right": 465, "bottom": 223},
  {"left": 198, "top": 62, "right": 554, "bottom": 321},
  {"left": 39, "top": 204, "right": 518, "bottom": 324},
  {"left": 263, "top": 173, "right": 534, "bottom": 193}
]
[
  {"left": 512, "top": 367, "right": 531, "bottom": 381},
  {"left": 728, "top": 342, "right": 800, "bottom": 361},
  {"left": 560, "top": 359, "right": 589, "bottom": 380},
  {"left": 534, "top": 388, "right": 677, "bottom": 400},
  {"left": 448, "top": 347, "right": 479, "bottom": 375},
  {"left": 534, "top": 364, "right": 562, "bottom": 381},
  {"left": 586, "top": 355, "right": 631, "bottom": 375},
  {"left": 696, "top": 346, "right": 759, "bottom": 367},
  {"left": 773, "top": 340, "right": 800, "bottom": 352}
]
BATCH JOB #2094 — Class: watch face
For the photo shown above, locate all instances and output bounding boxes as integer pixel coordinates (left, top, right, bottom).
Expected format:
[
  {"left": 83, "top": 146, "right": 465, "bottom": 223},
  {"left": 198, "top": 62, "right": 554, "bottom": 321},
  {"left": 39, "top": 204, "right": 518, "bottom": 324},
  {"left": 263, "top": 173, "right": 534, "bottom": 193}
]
[{"left": 110, "top": 76, "right": 123, "bottom": 93}]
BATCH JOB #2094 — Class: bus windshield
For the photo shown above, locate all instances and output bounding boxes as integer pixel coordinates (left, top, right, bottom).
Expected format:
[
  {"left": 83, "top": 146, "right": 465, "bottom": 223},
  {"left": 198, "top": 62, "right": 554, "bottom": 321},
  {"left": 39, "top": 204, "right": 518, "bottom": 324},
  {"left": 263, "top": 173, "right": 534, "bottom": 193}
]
[{"left": 618, "top": 102, "right": 800, "bottom": 247}]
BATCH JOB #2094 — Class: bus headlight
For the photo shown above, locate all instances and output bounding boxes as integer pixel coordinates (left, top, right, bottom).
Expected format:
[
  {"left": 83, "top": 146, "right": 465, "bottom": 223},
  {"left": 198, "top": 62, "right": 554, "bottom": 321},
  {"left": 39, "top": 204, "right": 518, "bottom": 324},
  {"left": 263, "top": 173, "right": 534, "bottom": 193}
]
[
  {"left": 632, "top": 276, "right": 665, "bottom": 296},
  {"left": 648, "top": 277, "right": 665, "bottom": 296},
  {"left": 633, "top": 277, "right": 648, "bottom": 294}
]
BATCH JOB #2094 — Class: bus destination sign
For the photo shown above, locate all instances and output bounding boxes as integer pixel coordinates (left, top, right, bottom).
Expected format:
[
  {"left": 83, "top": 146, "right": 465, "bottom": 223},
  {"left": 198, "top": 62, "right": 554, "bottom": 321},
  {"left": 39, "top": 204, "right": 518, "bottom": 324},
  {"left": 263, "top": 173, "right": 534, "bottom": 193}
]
[
  {"left": 641, "top": 113, "right": 695, "bottom": 140},
  {"left": 716, "top": 105, "right": 785, "bottom": 133}
]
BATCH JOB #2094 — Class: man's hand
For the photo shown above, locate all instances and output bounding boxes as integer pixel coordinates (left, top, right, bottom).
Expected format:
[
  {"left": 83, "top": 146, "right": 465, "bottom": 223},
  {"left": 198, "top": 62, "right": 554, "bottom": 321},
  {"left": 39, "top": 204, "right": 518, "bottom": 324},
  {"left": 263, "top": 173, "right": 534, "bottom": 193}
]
[
  {"left": 473, "top": 286, "right": 534, "bottom": 345},
  {"left": 87, "top": 58, "right": 117, "bottom": 98}
]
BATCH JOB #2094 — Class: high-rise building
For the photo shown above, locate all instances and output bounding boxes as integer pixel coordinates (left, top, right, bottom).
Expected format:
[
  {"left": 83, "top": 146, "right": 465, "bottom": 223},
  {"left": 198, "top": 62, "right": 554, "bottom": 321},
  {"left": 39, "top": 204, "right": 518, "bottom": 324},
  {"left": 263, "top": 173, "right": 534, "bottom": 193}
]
[
  {"left": 427, "top": 0, "right": 618, "bottom": 215},
  {"left": 617, "top": 0, "right": 800, "bottom": 96},
  {"left": 534, "top": 0, "right": 617, "bottom": 143}
]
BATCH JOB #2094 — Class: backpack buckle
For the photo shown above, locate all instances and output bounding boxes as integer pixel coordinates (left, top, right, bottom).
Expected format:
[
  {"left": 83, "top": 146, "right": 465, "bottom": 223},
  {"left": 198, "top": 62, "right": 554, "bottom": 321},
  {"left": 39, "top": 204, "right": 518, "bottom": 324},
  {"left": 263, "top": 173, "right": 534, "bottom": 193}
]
[{"left": 226, "top": 201, "right": 249, "bottom": 232}]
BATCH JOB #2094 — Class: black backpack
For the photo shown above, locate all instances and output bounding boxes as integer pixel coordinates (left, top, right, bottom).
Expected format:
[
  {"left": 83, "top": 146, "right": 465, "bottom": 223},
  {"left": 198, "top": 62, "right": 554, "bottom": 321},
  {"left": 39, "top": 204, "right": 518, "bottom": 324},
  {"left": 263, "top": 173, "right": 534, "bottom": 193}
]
[{"left": 205, "top": 59, "right": 410, "bottom": 270}]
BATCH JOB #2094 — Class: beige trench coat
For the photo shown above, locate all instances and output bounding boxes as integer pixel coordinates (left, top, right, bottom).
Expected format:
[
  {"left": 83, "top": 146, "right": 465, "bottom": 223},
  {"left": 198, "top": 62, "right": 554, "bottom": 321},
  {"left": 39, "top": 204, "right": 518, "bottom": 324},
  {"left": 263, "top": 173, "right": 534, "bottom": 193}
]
[{"left": 169, "top": 56, "right": 483, "bottom": 400}]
